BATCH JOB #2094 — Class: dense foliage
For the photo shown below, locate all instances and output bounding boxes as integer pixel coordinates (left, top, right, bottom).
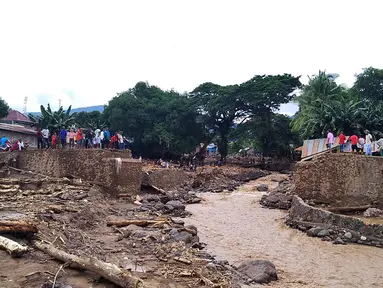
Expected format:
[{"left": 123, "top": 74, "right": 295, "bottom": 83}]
[
  {"left": 0, "top": 98, "right": 9, "bottom": 119},
  {"left": 292, "top": 68, "right": 383, "bottom": 139},
  {"left": 29, "top": 104, "right": 76, "bottom": 132},
  {"left": 30, "top": 67, "right": 383, "bottom": 159}
]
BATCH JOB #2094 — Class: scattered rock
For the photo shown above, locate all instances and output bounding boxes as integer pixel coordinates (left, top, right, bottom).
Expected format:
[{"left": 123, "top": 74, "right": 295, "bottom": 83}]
[
  {"left": 317, "top": 229, "right": 330, "bottom": 238},
  {"left": 363, "top": 208, "right": 383, "bottom": 218},
  {"left": 166, "top": 200, "right": 185, "bottom": 210},
  {"left": 154, "top": 202, "right": 165, "bottom": 210},
  {"left": 237, "top": 260, "right": 278, "bottom": 284},
  {"left": 307, "top": 227, "right": 323, "bottom": 237},
  {"left": 169, "top": 229, "right": 193, "bottom": 244},
  {"left": 257, "top": 184, "right": 268, "bottom": 192},
  {"left": 344, "top": 232, "right": 352, "bottom": 239},
  {"left": 171, "top": 218, "right": 185, "bottom": 225},
  {"left": 332, "top": 237, "right": 345, "bottom": 245},
  {"left": 206, "top": 262, "right": 218, "bottom": 270}
]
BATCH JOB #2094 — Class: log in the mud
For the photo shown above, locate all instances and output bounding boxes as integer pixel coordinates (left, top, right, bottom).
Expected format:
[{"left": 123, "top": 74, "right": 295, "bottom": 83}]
[
  {"left": 33, "top": 241, "right": 145, "bottom": 288},
  {"left": 326, "top": 205, "right": 370, "bottom": 213},
  {"left": 107, "top": 219, "right": 169, "bottom": 227},
  {"left": 0, "top": 235, "right": 28, "bottom": 257},
  {"left": 0, "top": 220, "right": 38, "bottom": 234}
]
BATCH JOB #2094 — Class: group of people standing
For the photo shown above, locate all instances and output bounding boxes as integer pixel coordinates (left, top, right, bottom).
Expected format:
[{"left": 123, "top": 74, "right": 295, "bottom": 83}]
[
  {"left": 326, "top": 130, "right": 375, "bottom": 155},
  {"left": 37, "top": 127, "right": 127, "bottom": 150}
]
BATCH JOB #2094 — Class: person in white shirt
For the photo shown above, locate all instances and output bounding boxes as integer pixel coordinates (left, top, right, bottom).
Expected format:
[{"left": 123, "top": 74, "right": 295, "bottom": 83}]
[
  {"left": 365, "top": 131, "right": 373, "bottom": 156},
  {"left": 18, "top": 140, "right": 24, "bottom": 151},
  {"left": 100, "top": 130, "right": 104, "bottom": 148},
  {"left": 93, "top": 128, "right": 101, "bottom": 148},
  {"left": 41, "top": 128, "right": 50, "bottom": 149}
]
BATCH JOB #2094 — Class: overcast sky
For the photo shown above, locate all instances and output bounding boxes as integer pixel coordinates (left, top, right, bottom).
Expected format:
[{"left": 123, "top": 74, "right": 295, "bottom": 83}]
[{"left": 0, "top": 0, "right": 382, "bottom": 114}]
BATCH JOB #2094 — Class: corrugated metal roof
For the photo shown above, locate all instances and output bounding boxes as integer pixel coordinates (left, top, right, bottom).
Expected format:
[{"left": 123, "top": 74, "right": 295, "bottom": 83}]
[
  {"left": 2, "top": 110, "right": 33, "bottom": 123},
  {"left": 0, "top": 123, "right": 37, "bottom": 135}
]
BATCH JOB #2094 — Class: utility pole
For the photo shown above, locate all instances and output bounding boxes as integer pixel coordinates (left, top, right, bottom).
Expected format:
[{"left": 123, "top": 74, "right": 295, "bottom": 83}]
[
  {"left": 23, "top": 96, "right": 28, "bottom": 114},
  {"left": 58, "top": 99, "right": 62, "bottom": 109}
]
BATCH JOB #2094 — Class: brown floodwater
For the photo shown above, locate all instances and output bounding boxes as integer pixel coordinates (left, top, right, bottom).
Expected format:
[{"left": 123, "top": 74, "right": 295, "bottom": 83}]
[{"left": 186, "top": 176, "right": 383, "bottom": 288}]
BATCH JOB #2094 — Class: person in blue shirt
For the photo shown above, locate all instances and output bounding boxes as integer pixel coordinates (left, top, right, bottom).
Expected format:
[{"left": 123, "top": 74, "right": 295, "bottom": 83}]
[
  {"left": 103, "top": 127, "right": 111, "bottom": 148},
  {"left": 1, "top": 135, "right": 9, "bottom": 148},
  {"left": 60, "top": 127, "right": 67, "bottom": 149}
]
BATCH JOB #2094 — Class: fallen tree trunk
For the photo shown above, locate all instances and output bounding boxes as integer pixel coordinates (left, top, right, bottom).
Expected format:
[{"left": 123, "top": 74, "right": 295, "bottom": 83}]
[
  {"left": 0, "top": 235, "right": 28, "bottom": 257},
  {"left": 33, "top": 241, "right": 145, "bottom": 288},
  {"left": 107, "top": 219, "right": 170, "bottom": 228},
  {"left": 0, "top": 220, "right": 38, "bottom": 234},
  {"left": 326, "top": 205, "right": 370, "bottom": 213}
]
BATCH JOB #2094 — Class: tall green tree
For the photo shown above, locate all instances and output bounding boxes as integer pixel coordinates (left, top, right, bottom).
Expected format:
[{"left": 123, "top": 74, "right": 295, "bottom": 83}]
[
  {"left": 74, "top": 111, "right": 106, "bottom": 129},
  {"left": 240, "top": 74, "right": 301, "bottom": 155},
  {"left": 104, "top": 82, "right": 205, "bottom": 158},
  {"left": 0, "top": 98, "right": 9, "bottom": 119},
  {"left": 354, "top": 67, "right": 383, "bottom": 103},
  {"left": 191, "top": 82, "right": 244, "bottom": 160},
  {"left": 233, "top": 113, "right": 301, "bottom": 158}
]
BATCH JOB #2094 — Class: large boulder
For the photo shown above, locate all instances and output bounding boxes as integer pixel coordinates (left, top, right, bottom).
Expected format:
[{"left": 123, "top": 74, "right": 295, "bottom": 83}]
[
  {"left": 237, "top": 260, "right": 277, "bottom": 284},
  {"left": 363, "top": 208, "right": 383, "bottom": 218}
]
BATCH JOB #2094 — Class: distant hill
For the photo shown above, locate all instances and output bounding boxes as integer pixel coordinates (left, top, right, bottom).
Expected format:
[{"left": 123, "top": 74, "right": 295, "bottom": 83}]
[
  {"left": 71, "top": 105, "right": 104, "bottom": 113},
  {"left": 29, "top": 105, "right": 104, "bottom": 116}
]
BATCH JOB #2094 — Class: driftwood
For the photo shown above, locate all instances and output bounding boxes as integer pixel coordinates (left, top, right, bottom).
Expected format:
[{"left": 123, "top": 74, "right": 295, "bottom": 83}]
[
  {"left": 107, "top": 219, "right": 170, "bottom": 228},
  {"left": 0, "top": 235, "right": 28, "bottom": 257},
  {"left": 326, "top": 205, "right": 370, "bottom": 213},
  {"left": 33, "top": 241, "right": 145, "bottom": 288},
  {"left": 148, "top": 184, "right": 167, "bottom": 195},
  {"left": 0, "top": 220, "right": 38, "bottom": 234}
]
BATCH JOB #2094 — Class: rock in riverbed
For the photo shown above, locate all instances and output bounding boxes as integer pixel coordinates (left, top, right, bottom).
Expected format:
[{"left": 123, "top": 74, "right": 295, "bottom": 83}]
[
  {"left": 237, "top": 260, "right": 277, "bottom": 284},
  {"left": 363, "top": 208, "right": 383, "bottom": 218},
  {"left": 257, "top": 184, "right": 268, "bottom": 191}
]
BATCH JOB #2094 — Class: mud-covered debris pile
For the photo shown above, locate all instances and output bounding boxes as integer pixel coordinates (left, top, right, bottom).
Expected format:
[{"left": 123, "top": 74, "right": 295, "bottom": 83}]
[
  {"left": 0, "top": 168, "right": 252, "bottom": 288},
  {"left": 260, "top": 175, "right": 294, "bottom": 209},
  {"left": 183, "top": 166, "right": 270, "bottom": 193}
]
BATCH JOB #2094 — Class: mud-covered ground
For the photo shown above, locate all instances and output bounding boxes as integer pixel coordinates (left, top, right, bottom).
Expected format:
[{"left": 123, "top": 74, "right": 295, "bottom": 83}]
[{"left": 0, "top": 165, "right": 272, "bottom": 288}]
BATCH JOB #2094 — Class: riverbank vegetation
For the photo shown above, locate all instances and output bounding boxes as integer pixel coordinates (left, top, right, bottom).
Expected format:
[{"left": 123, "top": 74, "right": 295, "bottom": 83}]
[{"left": 20, "top": 67, "right": 383, "bottom": 159}]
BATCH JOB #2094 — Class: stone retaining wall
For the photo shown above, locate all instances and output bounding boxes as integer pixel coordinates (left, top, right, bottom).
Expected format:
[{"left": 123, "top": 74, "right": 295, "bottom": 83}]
[
  {"left": 142, "top": 169, "right": 191, "bottom": 190},
  {"left": 0, "top": 150, "right": 142, "bottom": 194},
  {"left": 294, "top": 154, "right": 383, "bottom": 208},
  {"left": 287, "top": 196, "right": 383, "bottom": 247}
]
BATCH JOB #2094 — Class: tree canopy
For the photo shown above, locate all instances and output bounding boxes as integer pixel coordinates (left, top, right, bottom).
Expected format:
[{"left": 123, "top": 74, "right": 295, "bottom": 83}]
[
  {"left": 0, "top": 98, "right": 9, "bottom": 119},
  {"left": 292, "top": 69, "right": 383, "bottom": 139}
]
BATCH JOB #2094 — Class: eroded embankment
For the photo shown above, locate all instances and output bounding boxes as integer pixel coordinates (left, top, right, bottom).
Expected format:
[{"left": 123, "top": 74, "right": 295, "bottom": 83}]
[{"left": 186, "top": 175, "right": 383, "bottom": 288}]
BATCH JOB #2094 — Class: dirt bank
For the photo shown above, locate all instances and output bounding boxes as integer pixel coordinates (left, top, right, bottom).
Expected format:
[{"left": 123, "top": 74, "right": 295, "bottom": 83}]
[
  {"left": 186, "top": 175, "right": 383, "bottom": 288},
  {"left": 0, "top": 168, "right": 233, "bottom": 288}
]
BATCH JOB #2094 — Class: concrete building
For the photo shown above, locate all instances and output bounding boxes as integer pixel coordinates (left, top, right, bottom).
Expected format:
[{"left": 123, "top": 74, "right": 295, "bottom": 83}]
[{"left": 0, "top": 123, "right": 37, "bottom": 147}]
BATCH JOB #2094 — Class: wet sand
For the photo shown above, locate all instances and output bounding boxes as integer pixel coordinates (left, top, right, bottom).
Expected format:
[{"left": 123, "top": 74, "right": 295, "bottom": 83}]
[{"left": 186, "top": 176, "right": 383, "bottom": 288}]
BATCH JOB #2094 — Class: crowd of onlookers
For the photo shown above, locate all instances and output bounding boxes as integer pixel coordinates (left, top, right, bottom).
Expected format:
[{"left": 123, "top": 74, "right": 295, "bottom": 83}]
[
  {"left": 326, "top": 130, "right": 383, "bottom": 156},
  {"left": 37, "top": 127, "right": 129, "bottom": 150}
]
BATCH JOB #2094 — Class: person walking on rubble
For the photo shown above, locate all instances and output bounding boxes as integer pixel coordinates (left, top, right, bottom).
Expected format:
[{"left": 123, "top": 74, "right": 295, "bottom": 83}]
[{"left": 326, "top": 130, "right": 334, "bottom": 152}]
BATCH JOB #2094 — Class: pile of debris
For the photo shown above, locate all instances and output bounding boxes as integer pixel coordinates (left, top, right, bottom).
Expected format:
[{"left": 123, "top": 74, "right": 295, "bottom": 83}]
[
  {"left": 184, "top": 166, "right": 269, "bottom": 193},
  {"left": 0, "top": 165, "right": 270, "bottom": 287},
  {"left": 260, "top": 175, "right": 294, "bottom": 209}
]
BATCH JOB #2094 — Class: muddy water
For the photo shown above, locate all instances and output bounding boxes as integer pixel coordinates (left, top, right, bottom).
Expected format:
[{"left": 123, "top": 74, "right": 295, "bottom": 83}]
[{"left": 186, "top": 176, "right": 383, "bottom": 288}]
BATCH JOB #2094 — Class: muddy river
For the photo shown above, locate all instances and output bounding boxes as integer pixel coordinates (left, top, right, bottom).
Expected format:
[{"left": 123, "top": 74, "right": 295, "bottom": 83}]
[{"left": 186, "top": 175, "right": 383, "bottom": 288}]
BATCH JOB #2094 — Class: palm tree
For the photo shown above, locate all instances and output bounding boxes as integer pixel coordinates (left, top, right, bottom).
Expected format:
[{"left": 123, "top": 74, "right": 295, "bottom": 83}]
[{"left": 28, "top": 104, "right": 76, "bottom": 132}]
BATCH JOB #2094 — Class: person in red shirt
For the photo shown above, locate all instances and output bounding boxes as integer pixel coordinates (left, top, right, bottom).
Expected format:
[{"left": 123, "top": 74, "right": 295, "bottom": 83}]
[
  {"left": 76, "top": 128, "right": 83, "bottom": 148},
  {"left": 349, "top": 134, "right": 359, "bottom": 153},
  {"left": 339, "top": 131, "right": 346, "bottom": 153},
  {"left": 110, "top": 134, "right": 117, "bottom": 149},
  {"left": 51, "top": 133, "right": 57, "bottom": 149}
]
